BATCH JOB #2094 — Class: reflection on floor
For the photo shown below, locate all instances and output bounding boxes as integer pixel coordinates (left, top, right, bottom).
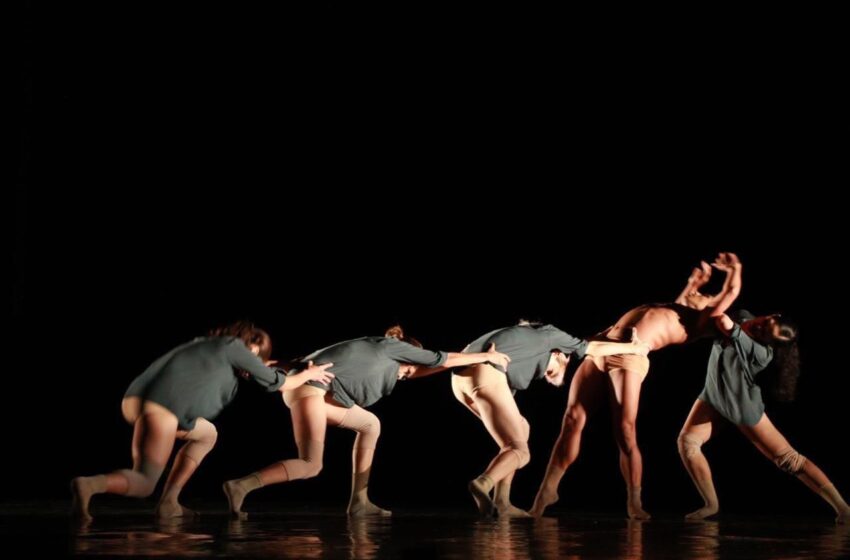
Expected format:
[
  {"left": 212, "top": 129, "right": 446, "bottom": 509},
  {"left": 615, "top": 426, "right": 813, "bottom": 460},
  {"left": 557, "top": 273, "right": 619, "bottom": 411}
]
[{"left": 2, "top": 502, "right": 849, "bottom": 559}]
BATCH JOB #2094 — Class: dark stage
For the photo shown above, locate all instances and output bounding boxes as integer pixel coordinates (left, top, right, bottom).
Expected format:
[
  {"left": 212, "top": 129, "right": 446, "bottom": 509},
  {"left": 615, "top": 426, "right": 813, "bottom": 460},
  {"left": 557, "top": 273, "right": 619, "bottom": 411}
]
[{"left": 13, "top": 3, "right": 848, "bottom": 558}]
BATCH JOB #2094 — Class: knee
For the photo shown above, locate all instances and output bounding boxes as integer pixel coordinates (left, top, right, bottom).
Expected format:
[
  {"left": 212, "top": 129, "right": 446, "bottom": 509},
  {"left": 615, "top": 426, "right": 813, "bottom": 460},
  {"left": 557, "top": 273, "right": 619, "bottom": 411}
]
[
  {"left": 302, "top": 459, "right": 324, "bottom": 478},
  {"left": 354, "top": 412, "right": 381, "bottom": 443},
  {"left": 203, "top": 428, "right": 219, "bottom": 446},
  {"left": 365, "top": 414, "right": 381, "bottom": 439},
  {"left": 619, "top": 420, "right": 638, "bottom": 446},
  {"left": 343, "top": 409, "right": 382, "bottom": 439},
  {"left": 136, "top": 477, "right": 157, "bottom": 498},
  {"left": 773, "top": 447, "right": 807, "bottom": 474},
  {"left": 677, "top": 433, "right": 703, "bottom": 460},
  {"left": 504, "top": 441, "right": 531, "bottom": 469}
]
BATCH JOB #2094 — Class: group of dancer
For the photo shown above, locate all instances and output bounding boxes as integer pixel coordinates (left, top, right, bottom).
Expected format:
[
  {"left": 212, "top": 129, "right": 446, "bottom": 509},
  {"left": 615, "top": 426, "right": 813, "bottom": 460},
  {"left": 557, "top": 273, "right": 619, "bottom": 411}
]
[{"left": 71, "top": 253, "right": 850, "bottom": 523}]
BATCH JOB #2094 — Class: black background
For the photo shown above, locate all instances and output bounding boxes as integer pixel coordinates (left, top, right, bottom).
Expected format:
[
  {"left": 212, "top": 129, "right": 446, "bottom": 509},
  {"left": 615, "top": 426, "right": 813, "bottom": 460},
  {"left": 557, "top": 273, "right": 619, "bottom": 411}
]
[{"left": 11, "top": 3, "right": 846, "bottom": 517}]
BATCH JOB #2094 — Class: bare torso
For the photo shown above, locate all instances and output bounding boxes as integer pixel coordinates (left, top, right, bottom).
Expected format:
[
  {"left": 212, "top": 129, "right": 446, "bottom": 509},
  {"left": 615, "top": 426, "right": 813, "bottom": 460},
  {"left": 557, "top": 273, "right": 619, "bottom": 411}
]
[{"left": 606, "top": 303, "right": 712, "bottom": 351}]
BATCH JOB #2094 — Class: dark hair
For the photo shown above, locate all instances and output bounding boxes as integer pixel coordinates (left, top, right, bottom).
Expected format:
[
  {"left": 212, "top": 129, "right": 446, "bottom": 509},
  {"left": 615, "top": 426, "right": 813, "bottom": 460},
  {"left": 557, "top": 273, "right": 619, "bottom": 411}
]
[
  {"left": 385, "top": 324, "right": 423, "bottom": 348},
  {"left": 759, "top": 317, "right": 801, "bottom": 403},
  {"left": 209, "top": 320, "right": 273, "bottom": 361}
]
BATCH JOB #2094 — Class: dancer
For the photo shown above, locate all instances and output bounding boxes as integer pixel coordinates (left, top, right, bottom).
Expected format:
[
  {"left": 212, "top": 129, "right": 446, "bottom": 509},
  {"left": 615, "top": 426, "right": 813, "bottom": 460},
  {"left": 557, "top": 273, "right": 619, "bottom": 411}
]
[
  {"left": 678, "top": 308, "right": 850, "bottom": 523},
  {"left": 531, "top": 253, "right": 742, "bottom": 518},
  {"left": 223, "top": 325, "right": 511, "bottom": 518},
  {"left": 453, "top": 321, "right": 649, "bottom": 517},
  {"left": 71, "top": 321, "right": 334, "bottom": 520}
]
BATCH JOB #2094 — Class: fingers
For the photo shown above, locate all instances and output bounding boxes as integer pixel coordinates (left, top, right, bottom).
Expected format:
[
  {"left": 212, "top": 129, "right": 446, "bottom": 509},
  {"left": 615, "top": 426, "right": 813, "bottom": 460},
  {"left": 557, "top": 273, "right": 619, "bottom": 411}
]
[{"left": 488, "top": 342, "right": 497, "bottom": 352}]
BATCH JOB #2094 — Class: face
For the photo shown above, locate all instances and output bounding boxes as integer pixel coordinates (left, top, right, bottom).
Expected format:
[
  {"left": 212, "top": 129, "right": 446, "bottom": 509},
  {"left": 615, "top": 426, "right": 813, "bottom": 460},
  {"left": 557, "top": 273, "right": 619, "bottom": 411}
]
[
  {"left": 397, "top": 364, "right": 418, "bottom": 380},
  {"left": 683, "top": 290, "right": 712, "bottom": 310},
  {"left": 544, "top": 352, "right": 570, "bottom": 387},
  {"left": 742, "top": 315, "right": 788, "bottom": 344},
  {"left": 249, "top": 344, "right": 261, "bottom": 356}
]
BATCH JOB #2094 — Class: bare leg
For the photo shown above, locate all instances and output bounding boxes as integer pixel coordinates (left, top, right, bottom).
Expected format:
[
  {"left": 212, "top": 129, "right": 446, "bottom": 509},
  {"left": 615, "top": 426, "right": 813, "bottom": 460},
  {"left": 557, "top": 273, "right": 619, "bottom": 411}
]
[
  {"left": 607, "top": 367, "right": 649, "bottom": 520},
  {"left": 739, "top": 414, "right": 850, "bottom": 523},
  {"left": 466, "top": 370, "right": 530, "bottom": 517},
  {"left": 530, "top": 359, "right": 606, "bottom": 517},
  {"left": 325, "top": 400, "right": 390, "bottom": 517},
  {"left": 493, "top": 418, "right": 532, "bottom": 518},
  {"left": 452, "top": 377, "right": 526, "bottom": 517},
  {"left": 223, "top": 394, "right": 327, "bottom": 518},
  {"left": 677, "top": 400, "right": 722, "bottom": 519},
  {"left": 157, "top": 418, "right": 217, "bottom": 518},
  {"left": 72, "top": 405, "right": 176, "bottom": 520}
]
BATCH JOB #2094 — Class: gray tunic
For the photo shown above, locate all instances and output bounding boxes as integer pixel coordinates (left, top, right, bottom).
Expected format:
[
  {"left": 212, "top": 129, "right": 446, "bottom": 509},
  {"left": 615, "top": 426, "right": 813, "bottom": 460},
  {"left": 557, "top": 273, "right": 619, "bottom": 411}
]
[
  {"left": 292, "top": 337, "right": 447, "bottom": 408},
  {"left": 699, "top": 310, "right": 774, "bottom": 426},
  {"left": 459, "top": 324, "right": 589, "bottom": 391},
  {"left": 125, "top": 337, "right": 285, "bottom": 430}
]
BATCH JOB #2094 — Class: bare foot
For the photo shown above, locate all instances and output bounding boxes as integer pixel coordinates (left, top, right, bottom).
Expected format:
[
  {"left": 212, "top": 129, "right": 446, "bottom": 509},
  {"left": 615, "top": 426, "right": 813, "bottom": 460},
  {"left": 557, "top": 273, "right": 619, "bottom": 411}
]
[
  {"left": 469, "top": 477, "right": 496, "bottom": 517},
  {"left": 685, "top": 505, "right": 718, "bottom": 520},
  {"left": 627, "top": 502, "right": 651, "bottom": 521},
  {"left": 71, "top": 477, "right": 96, "bottom": 521},
  {"left": 156, "top": 501, "right": 199, "bottom": 519},
  {"left": 347, "top": 499, "right": 392, "bottom": 517},
  {"left": 529, "top": 488, "right": 558, "bottom": 518},
  {"left": 496, "top": 503, "right": 532, "bottom": 518},
  {"left": 223, "top": 480, "right": 249, "bottom": 519}
]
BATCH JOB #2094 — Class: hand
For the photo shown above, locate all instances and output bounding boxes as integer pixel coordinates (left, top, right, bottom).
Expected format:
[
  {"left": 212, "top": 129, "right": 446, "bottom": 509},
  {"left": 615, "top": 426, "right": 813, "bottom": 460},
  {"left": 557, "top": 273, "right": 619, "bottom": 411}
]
[
  {"left": 712, "top": 252, "right": 741, "bottom": 272},
  {"left": 264, "top": 359, "right": 278, "bottom": 367},
  {"left": 688, "top": 261, "right": 712, "bottom": 286},
  {"left": 486, "top": 343, "right": 512, "bottom": 370},
  {"left": 302, "top": 360, "right": 335, "bottom": 385},
  {"left": 628, "top": 327, "right": 651, "bottom": 355}
]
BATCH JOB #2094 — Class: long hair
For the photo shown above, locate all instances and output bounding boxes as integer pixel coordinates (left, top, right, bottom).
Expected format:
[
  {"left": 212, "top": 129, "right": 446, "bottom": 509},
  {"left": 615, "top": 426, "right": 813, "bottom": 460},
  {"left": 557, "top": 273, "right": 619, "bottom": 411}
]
[
  {"left": 769, "top": 342, "right": 801, "bottom": 402},
  {"left": 759, "top": 317, "right": 801, "bottom": 403},
  {"left": 385, "top": 324, "right": 423, "bottom": 348},
  {"left": 209, "top": 320, "right": 273, "bottom": 361}
]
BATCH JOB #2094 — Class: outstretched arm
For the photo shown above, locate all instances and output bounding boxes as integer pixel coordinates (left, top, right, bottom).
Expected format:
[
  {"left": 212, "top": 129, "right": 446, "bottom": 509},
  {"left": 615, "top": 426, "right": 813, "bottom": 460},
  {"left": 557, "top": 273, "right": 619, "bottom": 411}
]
[
  {"left": 407, "top": 343, "right": 512, "bottom": 379},
  {"left": 279, "top": 361, "right": 336, "bottom": 392},
  {"left": 586, "top": 334, "right": 651, "bottom": 357}
]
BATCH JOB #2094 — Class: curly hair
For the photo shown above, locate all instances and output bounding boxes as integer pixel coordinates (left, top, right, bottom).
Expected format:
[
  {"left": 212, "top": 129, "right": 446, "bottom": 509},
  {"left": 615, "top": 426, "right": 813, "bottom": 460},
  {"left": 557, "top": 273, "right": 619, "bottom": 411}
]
[{"left": 209, "top": 320, "right": 272, "bottom": 361}]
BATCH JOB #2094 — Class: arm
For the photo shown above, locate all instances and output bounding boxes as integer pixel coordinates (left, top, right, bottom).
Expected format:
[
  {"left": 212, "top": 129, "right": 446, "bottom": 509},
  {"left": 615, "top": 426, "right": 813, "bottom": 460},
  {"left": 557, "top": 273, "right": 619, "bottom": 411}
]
[
  {"left": 406, "top": 345, "right": 512, "bottom": 379},
  {"left": 675, "top": 261, "right": 712, "bottom": 306},
  {"left": 707, "top": 252, "right": 742, "bottom": 317},
  {"left": 224, "top": 338, "right": 286, "bottom": 391},
  {"left": 714, "top": 313, "right": 735, "bottom": 335},
  {"left": 586, "top": 338, "right": 650, "bottom": 357},
  {"left": 716, "top": 314, "right": 773, "bottom": 368},
  {"left": 279, "top": 361, "right": 335, "bottom": 392}
]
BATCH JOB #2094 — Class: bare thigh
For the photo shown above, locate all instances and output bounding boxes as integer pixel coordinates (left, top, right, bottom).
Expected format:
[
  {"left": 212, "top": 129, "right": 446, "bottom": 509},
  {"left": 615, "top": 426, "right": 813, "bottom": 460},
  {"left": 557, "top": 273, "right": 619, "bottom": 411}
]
[{"left": 681, "top": 399, "right": 724, "bottom": 443}]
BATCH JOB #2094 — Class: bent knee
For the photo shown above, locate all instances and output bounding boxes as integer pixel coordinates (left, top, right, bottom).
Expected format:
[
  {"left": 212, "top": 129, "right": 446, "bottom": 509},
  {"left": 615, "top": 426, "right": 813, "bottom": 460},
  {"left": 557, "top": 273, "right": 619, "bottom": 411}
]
[
  {"left": 773, "top": 447, "right": 806, "bottom": 474},
  {"left": 504, "top": 442, "right": 530, "bottom": 469},
  {"left": 303, "top": 460, "right": 324, "bottom": 478},
  {"left": 677, "top": 433, "right": 703, "bottom": 459}
]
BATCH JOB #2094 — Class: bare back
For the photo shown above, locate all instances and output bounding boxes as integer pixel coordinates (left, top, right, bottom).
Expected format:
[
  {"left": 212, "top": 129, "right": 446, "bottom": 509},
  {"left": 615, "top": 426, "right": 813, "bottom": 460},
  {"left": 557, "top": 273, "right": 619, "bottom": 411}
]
[{"left": 606, "top": 303, "right": 712, "bottom": 350}]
